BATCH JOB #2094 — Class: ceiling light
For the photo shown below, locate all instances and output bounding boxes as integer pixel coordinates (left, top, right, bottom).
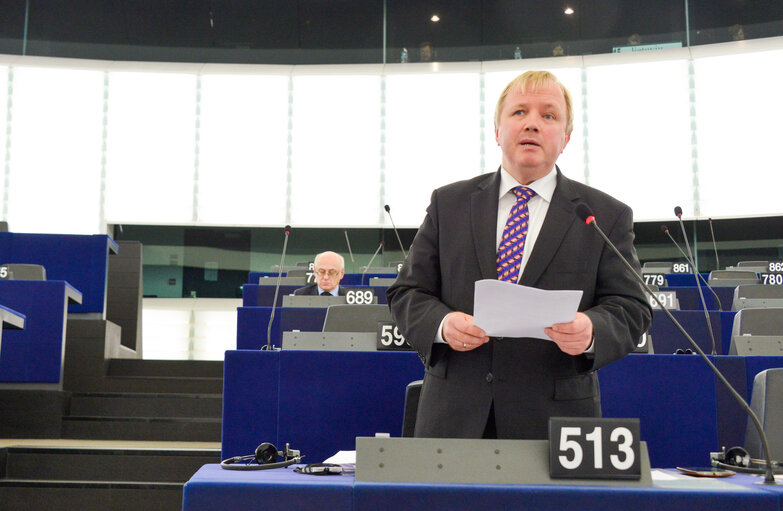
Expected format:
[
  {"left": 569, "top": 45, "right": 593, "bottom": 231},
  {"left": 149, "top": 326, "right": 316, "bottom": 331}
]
[
  {"left": 431, "top": 15, "right": 440, "bottom": 22},
  {"left": 564, "top": 7, "right": 574, "bottom": 15}
]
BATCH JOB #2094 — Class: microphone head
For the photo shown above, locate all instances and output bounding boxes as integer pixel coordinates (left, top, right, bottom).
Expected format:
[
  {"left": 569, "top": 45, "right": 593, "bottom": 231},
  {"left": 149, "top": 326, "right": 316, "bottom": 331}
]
[
  {"left": 661, "top": 225, "right": 669, "bottom": 234},
  {"left": 384, "top": 204, "right": 391, "bottom": 213},
  {"left": 284, "top": 224, "right": 291, "bottom": 235},
  {"left": 574, "top": 203, "right": 595, "bottom": 224},
  {"left": 674, "top": 206, "right": 683, "bottom": 217}
]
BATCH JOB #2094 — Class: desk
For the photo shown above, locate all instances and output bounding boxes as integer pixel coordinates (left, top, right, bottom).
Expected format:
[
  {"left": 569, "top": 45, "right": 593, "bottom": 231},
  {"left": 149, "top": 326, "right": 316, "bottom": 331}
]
[
  {"left": 249, "top": 272, "right": 396, "bottom": 286},
  {"left": 221, "top": 350, "right": 425, "bottom": 464},
  {"left": 183, "top": 464, "right": 781, "bottom": 511},
  {"left": 0, "top": 280, "right": 82, "bottom": 383},
  {"left": 0, "top": 303, "right": 25, "bottom": 355},
  {"left": 0, "top": 233, "right": 117, "bottom": 315},
  {"left": 222, "top": 350, "right": 783, "bottom": 469},
  {"left": 242, "top": 284, "right": 388, "bottom": 307},
  {"left": 649, "top": 310, "right": 736, "bottom": 354},
  {"left": 662, "top": 286, "right": 735, "bottom": 312},
  {"left": 236, "top": 307, "right": 328, "bottom": 350}
]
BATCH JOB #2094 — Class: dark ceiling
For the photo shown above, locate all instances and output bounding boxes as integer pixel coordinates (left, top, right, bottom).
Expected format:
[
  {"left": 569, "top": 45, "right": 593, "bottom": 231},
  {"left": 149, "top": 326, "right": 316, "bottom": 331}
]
[{"left": 0, "top": 0, "right": 781, "bottom": 63}]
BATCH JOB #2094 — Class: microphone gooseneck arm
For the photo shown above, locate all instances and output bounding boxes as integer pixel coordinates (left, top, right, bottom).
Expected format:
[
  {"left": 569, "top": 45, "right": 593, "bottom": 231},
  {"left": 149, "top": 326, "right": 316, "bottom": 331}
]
[
  {"left": 384, "top": 204, "right": 408, "bottom": 259},
  {"left": 264, "top": 226, "right": 291, "bottom": 351},
  {"left": 578, "top": 204, "right": 777, "bottom": 484},
  {"left": 708, "top": 218, "right": 720, "bottom": 270},
  {"left": 674, "top": 209, "right": 717, "bottom": 355},
  {"left": 344, "top": 229, "right": 355, "bottom": 263},
  {"left": 362, "top": 241, "right": 384, "bottom": 285},
  {"left": 662, "top": 226, "right": 723, "bottom": 311}
]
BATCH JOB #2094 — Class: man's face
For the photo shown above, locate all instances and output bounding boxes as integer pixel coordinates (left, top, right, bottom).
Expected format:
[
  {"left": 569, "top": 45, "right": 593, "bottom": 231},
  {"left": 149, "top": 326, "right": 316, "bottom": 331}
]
[
  {"left": 314, "top": 254, "right": 344, "bottom": 292},
  {"left": 494, "top": 81, "right": 571, "bottom": 185}
]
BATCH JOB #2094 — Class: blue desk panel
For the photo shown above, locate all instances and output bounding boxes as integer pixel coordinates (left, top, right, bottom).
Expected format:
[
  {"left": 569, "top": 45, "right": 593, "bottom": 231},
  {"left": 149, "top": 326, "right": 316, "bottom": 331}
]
[
  {"left": 183, "top": 464, "right": 780, "bottom": 511},
  {"left": 222, "top": 350, "right": 783, "bottom": 470},
  {"left": 355, "top": 476, "right": 779, "bottom": 511},
  {"left": 221, "top": 350, "right": 424, "bottom": 463},
  {"left": 0, "top": 280, "right": 81, "bottom": 383},
  {"left": 0, "top": 233, "right": 117, "bottom": 314},
  {"left": 650, "top": 310, "right": 737, "bottom": 355},
  {"left": 663, "top": 286, "right": 736, "bottom": 312}
]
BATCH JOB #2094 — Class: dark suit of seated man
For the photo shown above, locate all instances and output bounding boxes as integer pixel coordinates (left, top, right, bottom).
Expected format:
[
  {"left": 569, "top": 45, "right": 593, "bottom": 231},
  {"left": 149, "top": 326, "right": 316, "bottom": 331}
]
[
  {"left": 293, "top": 251, "right": 348, "bottom": 296},
  {"left": 387, "top": 70, "right": 651, "bottom": 440}
]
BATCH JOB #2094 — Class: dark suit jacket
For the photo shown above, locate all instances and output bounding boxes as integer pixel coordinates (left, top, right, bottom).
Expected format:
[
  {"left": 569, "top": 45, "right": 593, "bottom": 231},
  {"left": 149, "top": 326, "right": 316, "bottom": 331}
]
[
  {"left": 292, "top": 284, "right": 348, "bottom": 296},
  {"left": 386, "top": 169, "right": 652, "bottom": 439}
]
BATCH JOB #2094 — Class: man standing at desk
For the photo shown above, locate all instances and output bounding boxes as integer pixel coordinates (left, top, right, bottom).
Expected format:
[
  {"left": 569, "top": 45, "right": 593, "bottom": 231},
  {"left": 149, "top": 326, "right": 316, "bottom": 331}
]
[
  {"left": 293, "top": 251, "right": 348, "bottom": 296},
  {"left": 387, "top": 70, "right": 651, "bottom": 439}
]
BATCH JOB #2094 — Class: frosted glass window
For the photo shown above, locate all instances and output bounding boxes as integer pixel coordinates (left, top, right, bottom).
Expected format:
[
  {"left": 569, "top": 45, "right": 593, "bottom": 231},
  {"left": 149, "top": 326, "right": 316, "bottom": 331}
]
[
  {"left": 693, "top": 50, "right": 783, "bottom": 218},
  {"left": 198, "top": 74, "right": 289, "bottom": 225},
  {"left": 585, "top": 60, "right": 692, "bottom": 220},
  {"left": 105, "top": 72, "right": 196, "bottom": 224},
  {"left": 0, "top": 66, "right": 7, "bottom": 219},
  {"left": 7, "top": 66, "right": 104, "bottom": 234},
  {"left": 289, "top": 73, "right": 381, "bottom": 226},
  {"left": 483, "top": 67, "right": 584, "bottom": 183},
  {"left": 384, "top": 71, "right": 481, "bottom": 227}
]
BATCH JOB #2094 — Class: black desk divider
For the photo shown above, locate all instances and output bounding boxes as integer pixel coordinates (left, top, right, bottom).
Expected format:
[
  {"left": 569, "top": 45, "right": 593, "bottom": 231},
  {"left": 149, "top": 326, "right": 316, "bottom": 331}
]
[{"left": 355, "top": 437, "right": 652, "bottom": 486}]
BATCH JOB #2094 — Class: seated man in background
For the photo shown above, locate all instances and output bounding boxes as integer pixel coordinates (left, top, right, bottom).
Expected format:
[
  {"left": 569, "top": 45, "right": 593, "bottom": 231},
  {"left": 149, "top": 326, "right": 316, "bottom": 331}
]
[{"left": 293, "top": 251, "right": 348, "bottom": 296}]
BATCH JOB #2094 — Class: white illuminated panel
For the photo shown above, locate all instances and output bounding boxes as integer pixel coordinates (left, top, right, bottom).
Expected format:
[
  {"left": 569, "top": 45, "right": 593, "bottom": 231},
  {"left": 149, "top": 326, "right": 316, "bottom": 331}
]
[
  {"left": 584, "top": 59, "right": 691, "bottom": 220},
  {"left": 482, "top": 66, "right": 584, "bottom": 183},
  {"left": 198, "top": 74, "right": 289, "bottom": 225},
  {"left": 289, "top": 72, "right": 382, "bottom": 226},
  {"left": 0, "top": 65, "right": 7, "bottom": 219},
  {"left": 6, "top": 66, "right": 104, "bottom": 233},
  {"left": 191, "top": 309, "right": 238, "bottom": 360},
  {"left": 142, "top": 298, "right": 239, "bottom": 360},
  {"left": 104, "top": 71, "right": 196, "bottom": 224},
  {"left": 384, "top": 70, "right": 482, "bottom": 227},
  {"left": 693, "top": 49, "right": 783, "bottom": 218}
]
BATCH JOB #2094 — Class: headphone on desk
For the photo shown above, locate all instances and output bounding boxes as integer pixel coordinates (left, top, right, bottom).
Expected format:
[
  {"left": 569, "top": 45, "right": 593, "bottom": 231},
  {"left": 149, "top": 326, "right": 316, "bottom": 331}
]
[
  {"left": 711, "top": 446, "right": 783, "bottom": 475},
  {"left": 220, "top": 442, "right": 303, "bottom": 471}
]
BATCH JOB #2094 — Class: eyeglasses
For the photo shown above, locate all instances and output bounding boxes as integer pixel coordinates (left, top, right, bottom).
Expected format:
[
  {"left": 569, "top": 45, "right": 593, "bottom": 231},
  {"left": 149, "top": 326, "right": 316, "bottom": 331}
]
[{"left": 315, "top": 269, "right": 340, "bottom": 278}]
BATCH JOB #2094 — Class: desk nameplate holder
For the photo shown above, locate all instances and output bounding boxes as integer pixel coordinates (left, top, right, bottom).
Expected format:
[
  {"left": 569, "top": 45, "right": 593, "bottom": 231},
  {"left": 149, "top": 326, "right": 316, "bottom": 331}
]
[
  {"left": 355, "top": 437, "right": 652, "bottom": 486},
  {"left": 731, "top": 336, "right": 783, "bottom": 356},
  {"left": 369, "top": 277, "right": 397, "bottom": 286},
  {"left": 282, "top": 332, "right": 377, "bottom": 351},
  {"left": 258, "top": 276, "right": 307, "bottom": 286},
  {"left": 282, "top": 295, "right": 352, "bottom": 308}
]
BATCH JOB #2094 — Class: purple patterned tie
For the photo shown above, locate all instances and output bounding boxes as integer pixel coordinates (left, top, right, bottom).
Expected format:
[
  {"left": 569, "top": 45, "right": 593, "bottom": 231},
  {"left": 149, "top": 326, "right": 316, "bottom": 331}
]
[{"left": 497, "top": 186, "right": 536, "bottom": 282}]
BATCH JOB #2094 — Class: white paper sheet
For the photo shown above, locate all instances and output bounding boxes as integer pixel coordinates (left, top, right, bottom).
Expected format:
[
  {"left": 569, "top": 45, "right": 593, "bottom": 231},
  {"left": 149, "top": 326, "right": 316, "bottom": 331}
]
[{"left": 473, "top": 279, "right": 583, "bottom": 339}]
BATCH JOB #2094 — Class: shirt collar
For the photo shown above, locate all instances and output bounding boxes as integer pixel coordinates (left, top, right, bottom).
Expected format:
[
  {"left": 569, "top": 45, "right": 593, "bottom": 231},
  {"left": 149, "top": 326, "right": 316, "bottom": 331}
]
[
  {"left": 318, "top": 286, "right": 337, "bottom": 296},
  {"left": 498, "top": 166, "right": 557, "bottom": 203}
]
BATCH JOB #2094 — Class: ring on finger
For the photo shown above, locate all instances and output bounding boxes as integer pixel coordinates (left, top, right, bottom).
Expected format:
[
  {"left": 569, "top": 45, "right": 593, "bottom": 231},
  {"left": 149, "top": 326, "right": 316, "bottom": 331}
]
[{"left": 463, "top": 343, "right": 467, "bottom": 349}]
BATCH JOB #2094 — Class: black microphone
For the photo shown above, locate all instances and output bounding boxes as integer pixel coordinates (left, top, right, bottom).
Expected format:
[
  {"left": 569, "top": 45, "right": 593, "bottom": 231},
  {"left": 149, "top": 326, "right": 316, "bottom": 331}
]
[
  {"left": 708, "top": 218, "right": 720, "bottom": 270},
  {"left": 674, "top": 207, "right": 717, "bottom": 355},
  {"left": 576, "top": 203, "right": 778, "bottom": 485},
  {"left": 384, "top": 204, "right": 407, "bottom": 259},
  {"left": 362, "top": 241, "right": 384, "bottom": 285},
  {"left": 263, "top": 225, "right": 291, "bottom": 351},
  {"left": 661, "top": 225, "right": 723, "bottom": 312}
]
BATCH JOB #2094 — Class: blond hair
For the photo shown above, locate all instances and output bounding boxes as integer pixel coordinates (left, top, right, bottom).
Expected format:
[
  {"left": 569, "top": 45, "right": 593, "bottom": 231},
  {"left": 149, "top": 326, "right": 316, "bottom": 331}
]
[{"left": 494, "top": 70, "right": 573, "bottom": 135}]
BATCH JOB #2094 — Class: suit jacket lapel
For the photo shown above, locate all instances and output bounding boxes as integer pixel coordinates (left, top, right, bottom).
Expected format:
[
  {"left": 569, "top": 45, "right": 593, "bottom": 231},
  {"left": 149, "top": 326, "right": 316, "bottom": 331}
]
[
  {"left": 471, "top": 171, "right": 501, "bottom": 280},
  {"left": 520, "top": 169, "right": 581, "bottom": 287}
]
